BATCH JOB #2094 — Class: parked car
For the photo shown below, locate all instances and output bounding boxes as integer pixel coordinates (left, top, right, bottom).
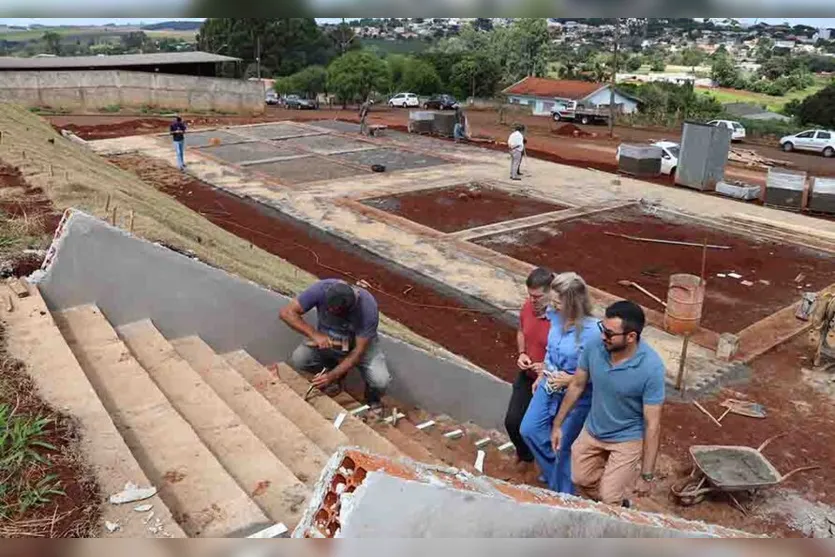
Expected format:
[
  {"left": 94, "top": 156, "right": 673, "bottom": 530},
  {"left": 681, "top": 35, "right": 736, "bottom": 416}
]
[
  {"left": 706, "top": 120, "right": 746, "bottom": 142},
  {"left": 265, "top": 91, "right": 279, "bottom": 105},
  {"left": 284, "top": 94, "right": 319, "bottom": 110},
  {"left": 389, "top": 92, "right": 420, "bottom": 108},
  {"left": 780, "top": 129, "right": 835, "bottom": 158},
  {"left": 423, "top": 95, "right": 459, "bottom": 110},
  {"left": 616, "top": 141, "right": 680, "bottom": 176}
]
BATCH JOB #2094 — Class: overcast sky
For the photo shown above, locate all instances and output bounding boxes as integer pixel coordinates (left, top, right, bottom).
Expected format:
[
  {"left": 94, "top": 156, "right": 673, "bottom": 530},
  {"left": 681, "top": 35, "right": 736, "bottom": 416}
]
[{"left": 2, "top": 17, "right": 835, "bottom": 28}]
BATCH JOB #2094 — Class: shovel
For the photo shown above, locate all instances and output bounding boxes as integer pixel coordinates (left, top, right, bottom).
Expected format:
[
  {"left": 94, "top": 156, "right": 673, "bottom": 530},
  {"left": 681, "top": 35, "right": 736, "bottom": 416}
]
[{"left": 617, "top": 280, "right": 667, "bottom": 308}]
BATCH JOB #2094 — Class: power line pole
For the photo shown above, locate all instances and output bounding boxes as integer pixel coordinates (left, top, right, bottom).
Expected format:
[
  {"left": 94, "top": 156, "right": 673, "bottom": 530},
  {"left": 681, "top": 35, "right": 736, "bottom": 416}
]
[
  {"left": 256, "top": 35, "right": 261, "bottom": 80},
  {"left": 609, "top": 17, "right": 620, "bottom": 139}
]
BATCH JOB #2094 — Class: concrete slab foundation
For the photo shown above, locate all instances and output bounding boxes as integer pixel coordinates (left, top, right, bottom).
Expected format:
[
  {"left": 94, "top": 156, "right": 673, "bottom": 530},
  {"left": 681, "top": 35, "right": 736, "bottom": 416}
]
[
  {"left": 275, "top": 134, "right": 376, "bottom": 155},
  {"left": 198, "top": 141, "right": 301, "bottom": 165},
  {"left": 186, "top": 131, "right": 250, "bottom": 149},
  {"left": 33, "top": 210, "right": 512, "bottom": 430},
  {"left": 334, "top": 148, "right": 449, "bottom": 172},
  {"left": 234, "top": 123, "right": 326, "bottom": 141},
  {"left": 293, "top": 448, "right": 755, "bottom": 538},
  {"left": 249, "top": 157, "right": 369, "bottom": 185},
  {"left": 309, "top": 120, "right": 362, "bottom": 133}
]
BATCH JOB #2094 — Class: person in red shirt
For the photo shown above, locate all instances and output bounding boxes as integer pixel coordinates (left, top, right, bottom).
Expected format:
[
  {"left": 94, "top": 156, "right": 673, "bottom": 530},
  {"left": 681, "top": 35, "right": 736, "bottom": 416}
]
[{"left": 504, "top": 267, "right": 553, "bottom": 463}]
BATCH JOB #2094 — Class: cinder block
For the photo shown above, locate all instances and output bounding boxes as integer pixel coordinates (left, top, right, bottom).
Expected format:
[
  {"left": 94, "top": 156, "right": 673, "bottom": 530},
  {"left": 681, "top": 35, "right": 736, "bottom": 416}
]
[{"left": 716, "top": 333, "right": 740, "bottom": 361}]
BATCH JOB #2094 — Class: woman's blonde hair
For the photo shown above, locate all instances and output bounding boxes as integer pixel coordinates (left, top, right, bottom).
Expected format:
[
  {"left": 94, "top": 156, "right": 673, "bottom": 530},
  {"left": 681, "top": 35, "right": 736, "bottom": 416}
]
[{"left": 551, "top": 272, "right": 593, "bottom": 338}]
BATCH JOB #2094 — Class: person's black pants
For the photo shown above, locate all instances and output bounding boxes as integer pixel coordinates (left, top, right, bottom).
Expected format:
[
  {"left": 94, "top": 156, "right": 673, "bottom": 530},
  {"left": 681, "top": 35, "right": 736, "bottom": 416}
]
[{"left": 504, "top": 371, "right": 535, "bottom": 462}]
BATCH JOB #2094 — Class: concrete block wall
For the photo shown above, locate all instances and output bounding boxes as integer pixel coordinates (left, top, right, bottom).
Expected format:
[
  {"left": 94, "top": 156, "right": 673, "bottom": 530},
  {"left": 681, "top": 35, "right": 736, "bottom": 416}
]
[
  {"left": 0, "top": 70, "right": 265, "bottom": 114},
  {"left": 34, "top": 210, "right": 511, "bottom": 430},
  {"left": 294, "top": 448, "right": 756, "bottom": 538}
]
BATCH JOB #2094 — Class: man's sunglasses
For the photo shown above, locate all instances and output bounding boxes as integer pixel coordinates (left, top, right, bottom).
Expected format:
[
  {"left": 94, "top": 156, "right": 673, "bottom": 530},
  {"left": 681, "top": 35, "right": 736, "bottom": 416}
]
[{"left": 598, "top": 321, "right": 629, "bottom": 339}]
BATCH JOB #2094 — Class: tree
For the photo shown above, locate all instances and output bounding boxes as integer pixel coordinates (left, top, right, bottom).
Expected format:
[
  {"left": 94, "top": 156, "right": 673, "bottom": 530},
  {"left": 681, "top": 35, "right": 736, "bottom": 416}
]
[
  {"left": 474, "top": 18, "right": 493, "bottom": 32},
  {"left": 649, "top": 55, "right": 666, "bottom": 72},
  {"left": 387, "top": 54, "right": 408, "bottom": 92},
  {"left": 327, "top": 50, "right": 389, "bottom": 106},
  {"left": 400, "top": 58, "right": 441, "bottom": 96},
  {"left": 42, "top": 31, "right": 62, "bottom": 55},
  {"left": 122, "top": 31, "right": 152, "bottom": 52},
  {"left": 274, "top": 65, "right": 327, "bottom": 98},
  {"left": 505, "top": 18, "right": 552, "bottom": 81},
  {"left": 625, "top": 56, "right": 643, "bottom": 72},
  {"left": 449, "top": 52, "right": 501, "bottom": 99},
  {"left": 797, "top": 84, "right": 835, "bottom": 128},
  {"left": 197, "top": 18, "right": 334, "bottom": 77},
  {"left": 680, "top": 47, "right": 705, "bottom": 69},
  {"left": 710, "top": 51, "right": 740, "bottom": 88},
  {"left": 759, "top": 55, "right": 790, "bottom": 80}
]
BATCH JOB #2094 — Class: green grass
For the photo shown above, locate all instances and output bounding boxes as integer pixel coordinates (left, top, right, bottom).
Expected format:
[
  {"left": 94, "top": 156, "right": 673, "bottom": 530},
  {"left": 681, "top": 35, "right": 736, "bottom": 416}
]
[
  {"left": 0, "top": 400, "right": 63, "bottom": 520},
  {"left": 0, "top": 25, "right": 196, "bottom": 43},
  {"left": 697, "top": 79, "right": 828, "bottom": 112}
]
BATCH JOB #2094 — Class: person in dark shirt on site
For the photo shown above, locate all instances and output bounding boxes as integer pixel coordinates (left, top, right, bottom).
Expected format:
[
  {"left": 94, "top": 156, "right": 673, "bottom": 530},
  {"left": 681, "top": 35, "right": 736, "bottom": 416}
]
[
  {"left": 280, "top": 279, "right": 390, "bottom": 406},
  {"left": 169, "top": 116, "right": 187, "bottom": 170}
]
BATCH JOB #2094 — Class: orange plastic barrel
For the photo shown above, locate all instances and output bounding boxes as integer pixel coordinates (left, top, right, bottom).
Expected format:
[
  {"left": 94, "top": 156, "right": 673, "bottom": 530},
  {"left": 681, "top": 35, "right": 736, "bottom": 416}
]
[{"left": 664, "top": 273, "right": 705, "bottom": 335}]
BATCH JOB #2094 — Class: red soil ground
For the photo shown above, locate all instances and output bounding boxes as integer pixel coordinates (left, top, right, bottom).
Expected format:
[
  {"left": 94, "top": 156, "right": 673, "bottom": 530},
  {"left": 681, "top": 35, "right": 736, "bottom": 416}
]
[
  {"left": 106, "top": 154, "right": 521, "bottom": 382},
  {"left": 474, "top": 205, "right": 835, "bottom": 334},
  {"left": 363, "top": 183, "right": 567, "bottom": 233}
]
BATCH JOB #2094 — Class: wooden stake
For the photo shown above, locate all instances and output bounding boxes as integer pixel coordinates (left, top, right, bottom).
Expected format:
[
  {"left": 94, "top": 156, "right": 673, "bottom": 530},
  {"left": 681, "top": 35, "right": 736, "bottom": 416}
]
[
  {"left": 5, "top": 294, "right": 13, "bottom": 313},
  {"left": 717, "top": 408, "right": 732, "bottom": 423},
  {"left": 104, "top": 193, "right": 111, "bottom": 213},
  {"left": 129, "top": 210, "right": 135, "bottom": 234},
  {"left": 700, "top": 237, "right": 708, "bottom": 285},
  {"left": 675, "top": 334, "right": 690, "bottom": 392},
  {"left": 693, "top": 400, "right": 723, "bottom": 428},
  {"left": 110, "top": 206, "right": 117, "bottom": 226}
]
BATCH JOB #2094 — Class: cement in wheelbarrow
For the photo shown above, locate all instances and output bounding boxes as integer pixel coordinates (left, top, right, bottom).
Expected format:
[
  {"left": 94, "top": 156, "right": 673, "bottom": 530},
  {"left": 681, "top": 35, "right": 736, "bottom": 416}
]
[{"left": 691, "top": 446, "right": 780, "bottom": 489}]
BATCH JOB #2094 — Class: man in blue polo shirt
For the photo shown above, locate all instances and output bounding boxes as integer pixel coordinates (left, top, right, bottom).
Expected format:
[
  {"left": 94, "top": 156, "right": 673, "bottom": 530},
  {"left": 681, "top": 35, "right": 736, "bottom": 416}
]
[{"left": 550, "top": 300, "right": 665, "bottom": 506}]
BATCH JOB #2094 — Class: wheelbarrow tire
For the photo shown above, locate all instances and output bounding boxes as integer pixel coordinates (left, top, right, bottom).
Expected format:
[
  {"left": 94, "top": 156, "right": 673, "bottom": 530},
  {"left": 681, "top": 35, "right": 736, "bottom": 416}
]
[{"left": 671, "top": 478, "right": 710, "bottom": 507}]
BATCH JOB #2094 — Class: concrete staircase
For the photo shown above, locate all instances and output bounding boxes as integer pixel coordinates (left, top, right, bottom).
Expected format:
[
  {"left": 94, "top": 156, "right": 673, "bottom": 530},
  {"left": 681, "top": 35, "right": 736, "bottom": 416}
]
[{"left": 14, "top": 289, "right": 520, "bottom": 538}]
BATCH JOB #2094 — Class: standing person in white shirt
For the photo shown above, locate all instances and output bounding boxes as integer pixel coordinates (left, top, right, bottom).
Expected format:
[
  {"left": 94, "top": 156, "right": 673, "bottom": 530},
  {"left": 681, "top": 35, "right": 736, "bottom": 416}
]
[{"left": 508, "top": 124, "right": 525, "bottom": 180}]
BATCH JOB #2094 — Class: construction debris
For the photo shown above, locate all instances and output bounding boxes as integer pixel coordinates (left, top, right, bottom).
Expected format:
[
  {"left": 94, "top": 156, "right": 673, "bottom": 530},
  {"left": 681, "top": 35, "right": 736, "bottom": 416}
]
[
  {"left": 474, "top": 450, "right": 486, "bottom": 473},
  {"left": 729, "top": 147, "right": 794, "bottom": 169},
  {"left": 7, "top": 278, "right": 29, "bottom": 298},
  {"left": 133, "top": 504, "right": 153, "bottom": 513},
  {"left": 105, "top": 521, "right": 121, "bottom": 533},
  {"left": 604, "top": 231, "right": 731, "bottom": 250},
  {"left": 108, "top": 482, "right": 158, "bottom": 505},
  {"left": 720, "top": 399, "right": 767, "bottom": 419},
  {"left": 248, "top": 523, "right": 289, "bottom": 538}
]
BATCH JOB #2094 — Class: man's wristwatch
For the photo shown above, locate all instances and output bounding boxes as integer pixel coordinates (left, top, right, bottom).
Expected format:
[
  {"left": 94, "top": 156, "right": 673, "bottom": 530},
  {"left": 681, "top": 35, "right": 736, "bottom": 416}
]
[{"left": 640, "top": 472, "right": 655, "bottom": 482}]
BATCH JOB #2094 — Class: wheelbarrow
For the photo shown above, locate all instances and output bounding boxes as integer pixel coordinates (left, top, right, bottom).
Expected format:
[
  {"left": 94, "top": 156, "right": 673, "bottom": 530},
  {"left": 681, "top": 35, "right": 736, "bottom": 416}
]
[{"left": 670, "top": 433, "right": 819, "bottom": 514}]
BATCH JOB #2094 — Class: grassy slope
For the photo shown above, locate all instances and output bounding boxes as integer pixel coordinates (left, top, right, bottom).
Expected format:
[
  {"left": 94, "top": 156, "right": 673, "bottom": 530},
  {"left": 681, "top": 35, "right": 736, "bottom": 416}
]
[
  {"left": 0, "top": 104, "right": 440, "bottom": 354},
  {"left": 696, "top": 79, "right": 828, "bottom": 112},
  {"left": 0, "top": 26, "right": 195, "bottom": 42}
]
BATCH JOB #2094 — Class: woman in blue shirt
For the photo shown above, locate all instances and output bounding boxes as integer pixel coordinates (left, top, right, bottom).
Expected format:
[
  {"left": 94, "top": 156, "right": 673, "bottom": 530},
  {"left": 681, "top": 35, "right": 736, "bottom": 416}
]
[{"left": 520, "top": 272, "right": 598, "bottom": 494}]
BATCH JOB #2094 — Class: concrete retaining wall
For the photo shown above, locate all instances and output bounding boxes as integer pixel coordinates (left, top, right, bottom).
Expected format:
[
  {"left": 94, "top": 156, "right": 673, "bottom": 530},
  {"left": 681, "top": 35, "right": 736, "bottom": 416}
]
[
  {"left": 35, "top": 211, "right": 511, "bottom": 429},
  {"left": 0, "top": 70, "right": 265, "bottom": 114}
]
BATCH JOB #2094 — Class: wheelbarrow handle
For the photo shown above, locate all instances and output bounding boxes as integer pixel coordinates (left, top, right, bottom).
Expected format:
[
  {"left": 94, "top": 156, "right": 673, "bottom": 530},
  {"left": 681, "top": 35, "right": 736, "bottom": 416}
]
[
  {"left": 757, "top": 432, "right": 788, "bottom": 453},
  {"left": 780, "top": 465, "right": 820, "bottom": 484}
]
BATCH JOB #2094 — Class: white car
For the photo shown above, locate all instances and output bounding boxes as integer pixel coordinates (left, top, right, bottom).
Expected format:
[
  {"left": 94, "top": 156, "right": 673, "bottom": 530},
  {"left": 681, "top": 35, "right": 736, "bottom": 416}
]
[
  {"left": 616, "top": 141, "right": 680, "bottom": 176},
  {"left": 388, "top": 93, "right": 420, "bottom": 108},
  {"left": 780, "top": 129, "right": 835, "bottom": 158},
  {"left": 707, "top": 120, "right": 746, "bottom": 142}
]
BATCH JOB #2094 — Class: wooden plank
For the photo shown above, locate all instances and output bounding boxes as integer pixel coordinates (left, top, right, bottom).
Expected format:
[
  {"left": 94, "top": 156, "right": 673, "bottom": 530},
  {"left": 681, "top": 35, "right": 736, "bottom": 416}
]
[{"left": 7, "top": 278, "right": 29, "bottom": 298}]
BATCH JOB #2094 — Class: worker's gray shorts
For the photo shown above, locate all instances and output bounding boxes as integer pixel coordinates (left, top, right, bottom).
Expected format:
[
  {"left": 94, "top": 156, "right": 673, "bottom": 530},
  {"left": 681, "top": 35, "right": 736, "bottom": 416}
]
[{"left": 288, "top": 339, "right": 391, "bottom": 391}]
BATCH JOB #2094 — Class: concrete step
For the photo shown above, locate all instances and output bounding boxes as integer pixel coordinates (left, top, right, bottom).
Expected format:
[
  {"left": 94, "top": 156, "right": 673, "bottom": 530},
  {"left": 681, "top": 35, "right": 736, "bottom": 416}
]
[
  {"left": 170, "top": 335, "right": 328, "bottom": 487},
  {"left": 54, "top": 305, "right": 267, "bottom": 538},
  {"left": 273, "top": 363, "right": 402, "bottom": 459},
  {"left": 222, "top": 350, "right": 349, "bottom": 455},
  {"left": 331, "top": 392, "right": 438, "bottom": 465},
  {"left": 117, "top": 320, "right": 309, "bottom": 528},
  {"left": 4, "top": 287, "right": 184, "bottom": 538}
]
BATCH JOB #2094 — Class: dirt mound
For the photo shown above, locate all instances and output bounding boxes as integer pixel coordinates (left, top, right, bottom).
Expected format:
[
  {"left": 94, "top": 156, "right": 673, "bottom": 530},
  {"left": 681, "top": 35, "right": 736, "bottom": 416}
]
[{"left": 554, "top": 123, "right": 592, "bottom": 138}]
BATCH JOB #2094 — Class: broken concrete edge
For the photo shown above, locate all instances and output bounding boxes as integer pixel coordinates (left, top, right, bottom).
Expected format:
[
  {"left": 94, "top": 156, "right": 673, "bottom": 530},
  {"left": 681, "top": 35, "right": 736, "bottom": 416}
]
[
  {"left": 294, "top": 447, "right": 758, "bottom": 539},
  {"left": 32, "top": 209, "right": 513, "bottom": 429}
]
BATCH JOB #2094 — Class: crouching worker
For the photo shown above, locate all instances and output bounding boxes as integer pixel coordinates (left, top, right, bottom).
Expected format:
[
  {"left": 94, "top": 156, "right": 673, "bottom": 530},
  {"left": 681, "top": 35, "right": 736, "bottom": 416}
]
[{"left": 280, "top": 279, "right": 390, "bottom": 406}]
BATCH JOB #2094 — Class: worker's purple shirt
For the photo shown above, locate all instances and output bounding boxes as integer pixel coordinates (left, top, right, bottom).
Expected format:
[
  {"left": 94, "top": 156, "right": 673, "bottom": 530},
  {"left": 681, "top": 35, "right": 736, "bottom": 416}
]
[{"left": 296, "top": 279, "right": 379, "bottom": 343}]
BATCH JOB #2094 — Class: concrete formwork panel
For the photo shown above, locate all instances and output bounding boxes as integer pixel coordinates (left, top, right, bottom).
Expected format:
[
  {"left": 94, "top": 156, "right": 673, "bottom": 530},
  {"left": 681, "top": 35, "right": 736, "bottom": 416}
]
[
  {"left": 235, "top": 123, "right": 325, "bottom": 141},
  {"left": 274, "top": 135, "right": 376, "bottom": 155},
  {"left": 333, "top": 148, "right": 449, "bottom": 172},
  {"left": 186, "top": 130, "right": 251, "bottom": 149},
  {"left": 34, "top": 211, "right": 511, "bottom": 430},
  {"left": 198, "top": 141, "right": 301, "bottom": 164},
  {"left": 249, "top": 157, "right": 368, "bottom": 185},
  {"left": 309, "top": 120, "right": 362, "bottom": 134},
  {"left": 294, "top": 448, "right": 755, "bottom": 538}
]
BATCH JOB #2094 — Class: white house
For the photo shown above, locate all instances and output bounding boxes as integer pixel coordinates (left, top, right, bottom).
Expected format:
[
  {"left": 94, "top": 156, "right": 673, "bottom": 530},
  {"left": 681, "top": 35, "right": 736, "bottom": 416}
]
[{"left": 502, "top": 77, "right": 640, "bottom": 117}]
